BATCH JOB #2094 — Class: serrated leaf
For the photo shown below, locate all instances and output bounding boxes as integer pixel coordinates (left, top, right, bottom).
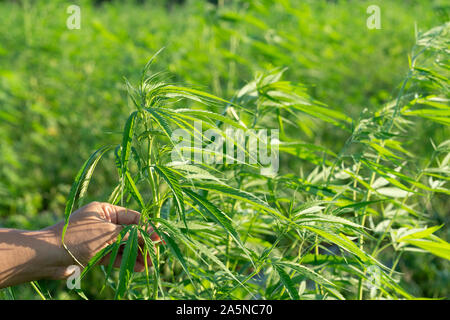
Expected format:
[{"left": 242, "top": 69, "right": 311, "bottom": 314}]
[
  {"left": 154, "top": 165, "right": 185, "bottom": 223},
  {"left": 276, "top": 261, "right": 335, "bottom": 287},
  {"left": 62, "top": 145, "right": 113, "bottom": 243},
  {"left": 121, "top": 111, "right": 138, "bottom": 176},
  {"left": 182, "top": 188, "right": 251, "bottom": 262},
  {"left": 273, "top": 263, "right": 299, "bottom": 300},
  {"left": 115, "top": 226, "right": 139, "bottom": 299}
]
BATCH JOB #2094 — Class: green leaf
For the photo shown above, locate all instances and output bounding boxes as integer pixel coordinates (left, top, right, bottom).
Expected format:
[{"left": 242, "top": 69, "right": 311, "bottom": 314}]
[
  {"left": 402, "top": 238, "right": 450, "bottom": 261},
  {"left": 397, "top": 225, "right": 443, "bottom": 241},
  {"left": 147, "top": 220, "right": 192, "bottom": 282},
  {"left": 169, "top": 108, "right": 247, "bottom": 129},
  {"left": 146, "top": 108, "right": 173, "bottom": 138},
  {"left": 163, "top": 85, "right": 238, "bottom": 108},
  {"left": 182, "top": 182, "right": 285, "bottom": 220},
  {"left": 273, "top": 263, "right": 299, "bottom": 300},
  {"left": 294, "top": 213, "right": 363, "bottom": 229},
  {"left": 102, "top": 226, "right": 133, "bottom": 292},
  {"left": 124, "top": 171, "right": 145, "bottom": 210},
  {"left": 139, "top": 227, "right": 163, "bottom": 297},
  {"left": 183, "top": 188, "right": 251, "bottom": 261},
  {"left": 155, "top": 218, "right": 249, "bottom": 292},
  {"left": 115, "top": 226, "right": 139, "bottom": 299},
  {"left": 80, "top": 243, "right": 115, "bottom": 280},
  {"left": 304, "top": 226, "right": 384, "bottom": 269},
  {"left": 121, "top": 111, "right": 138, "bottom": 176},
  {"left": 154, "top": 165, "right": 185, "bottom": 223},
  {"left": 275, "top": 261, "right": 335, "bottom": 287},
  {"left": 62, "top": 145, "right": 114, "bottom": 243}
]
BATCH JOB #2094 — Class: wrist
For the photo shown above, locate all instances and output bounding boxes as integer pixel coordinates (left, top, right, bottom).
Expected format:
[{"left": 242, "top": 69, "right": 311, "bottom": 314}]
[
  {"left": 0, "top": 228, "right": 71, "bottom": 287},
  {"left": 36, "top": 224, "right": 74, "bottom": 276}
]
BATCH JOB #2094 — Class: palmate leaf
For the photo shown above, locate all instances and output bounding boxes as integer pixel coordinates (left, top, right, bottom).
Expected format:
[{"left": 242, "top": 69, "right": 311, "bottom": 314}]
[
  {"left": 154, "top": 107, "right": 257, "bottom": 164},
  {"left": 182, "top": 188, "right": 252, "bottom": 263},
  {"left": 167, "top": 163, "right": 224, "bottom": 184},
  {"left": 280, "top": 176, "right": 338, "bottom": 198},
  {"left": 275, "top": 261, "right": 335, "bottom": 288},
  {"left": 150, "top": 219, "right": 248, "bottom": 297},
  {"left": 289, "top": 102, "right": 352, "bottom": 130},
  {"left": 397, "top": 226, "right": 450, "bottom": 260},
  {"left": 182, "top": 182, "right": 286, "bottom": 221},
  {"left": 331, "top": 200, "right": 385, "bottom": 215},
  {"left": 378, "top": 272, "right": 415, "bottom": 300},
  {"left": 167, "top": 108, "right": 247, "bottom": 130},
  {"left": 81, "top": 228, "right": 136, "bottom": 298},
  {"left": 190, "top": 237, "right": 251, "bottom": 294},
  {"left": 397, "top": 225, "right": 443, "bottom": 242},
  {"left": 403, "top": 108, "right": 450, "bottom": 125},
  {"left": 303, "top": 226, "right": 385, "bottom": 270},
  {"left": 62, "top": 145, "right": 114, "bottom": 243},
  {"left": 402, "top": 239, "right": 450, "bottom": 261},
  {"left": 244, "top": 70, "right": 351, "bottom": 130},
  {"left": 294, "top": 213, "right": 363, "bottom": 230},
  {"left": 361, "top": 160, "right": 418, "bottom": 194},
  {"left": 80, "top": 242, "right": 115, "bottom": 281},
  {"left": 160, "top": 85, "right": 244, "bottom": 110},
  {"left": 366, "top": 159, "right": 450, "bottom": 195},
  {"left": 146, "top": 219, "right": 192, "bottom": 285},
  {"left": 155, "top": 218, "right": 251, "bottom": 294},
  {"left": 367, "top": 141, "right": 402, "bottom": 160},
  {"left": 299, "top": 253, "right": 360, "bottom": 266},
  {"left": 146, "top": 108, "right": 173, "bottom": 139}
]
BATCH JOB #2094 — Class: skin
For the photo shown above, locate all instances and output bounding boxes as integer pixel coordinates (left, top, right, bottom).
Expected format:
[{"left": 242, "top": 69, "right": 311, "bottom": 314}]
[{"left": 0, "top": 202, "right": 159, "bottom": 288}]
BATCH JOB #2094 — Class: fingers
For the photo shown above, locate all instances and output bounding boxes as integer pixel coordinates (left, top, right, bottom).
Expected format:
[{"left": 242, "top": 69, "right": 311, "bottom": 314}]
[
  {"left": 97, "top": 202, "right": 141, "bottom": 226},
  {"left": 91, "top": 202, "right": 163, "bottom": 273},
  {"left": 99, "top": 240, "right": 154, "bottom": 272},
  {"left": 96, "top": 202, "right": 161, "bottom": 242}
]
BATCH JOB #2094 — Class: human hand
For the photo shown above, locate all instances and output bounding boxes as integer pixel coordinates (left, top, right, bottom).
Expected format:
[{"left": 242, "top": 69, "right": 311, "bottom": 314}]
[
  {"left": 0, "top": 202, "right": 159, "bottom": 288},
  {"left": 47, "top": 201, "right": 159, "bottom": 278}
]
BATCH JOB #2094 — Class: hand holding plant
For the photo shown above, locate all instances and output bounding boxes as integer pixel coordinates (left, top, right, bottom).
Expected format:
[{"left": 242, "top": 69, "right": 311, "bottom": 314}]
[
  {"left": 0, "top": 202, "right": 159, "bottom": 289},
  {"left": 50, "top": 201, "right": 159, "bottom": 272}
]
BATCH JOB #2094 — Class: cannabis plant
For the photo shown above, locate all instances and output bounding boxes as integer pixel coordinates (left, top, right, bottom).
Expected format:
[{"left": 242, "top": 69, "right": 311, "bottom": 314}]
[{"left": 62, "top": 23, "right": 449, "bottom": 300}]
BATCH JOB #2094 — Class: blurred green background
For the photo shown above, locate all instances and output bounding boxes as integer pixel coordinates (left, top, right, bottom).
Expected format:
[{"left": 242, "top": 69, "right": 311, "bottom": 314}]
[{"left": 0, "top": 0, "right": 448, "bottom": 299}]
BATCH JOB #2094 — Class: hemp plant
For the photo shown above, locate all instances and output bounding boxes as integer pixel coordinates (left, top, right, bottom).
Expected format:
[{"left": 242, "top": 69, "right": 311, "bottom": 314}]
[{"left": 61, "top": 23, "right": 449, "bottom": 300}]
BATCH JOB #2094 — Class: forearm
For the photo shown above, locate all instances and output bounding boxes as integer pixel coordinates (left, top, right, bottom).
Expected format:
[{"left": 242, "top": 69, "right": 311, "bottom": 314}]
[{"left": 0, "top": 228, "right": 68, "bottom": 288}]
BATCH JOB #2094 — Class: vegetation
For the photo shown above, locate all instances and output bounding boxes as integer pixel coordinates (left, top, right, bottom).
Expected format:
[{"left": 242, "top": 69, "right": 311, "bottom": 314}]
[{"left": 0, "top": 0, "right": 448, "bottom": 299}]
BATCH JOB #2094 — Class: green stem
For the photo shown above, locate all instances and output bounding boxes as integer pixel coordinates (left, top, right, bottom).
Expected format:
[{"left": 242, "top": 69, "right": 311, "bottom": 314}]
[{"left": 31, "top": 282, "right": 46, "bottom": 300}]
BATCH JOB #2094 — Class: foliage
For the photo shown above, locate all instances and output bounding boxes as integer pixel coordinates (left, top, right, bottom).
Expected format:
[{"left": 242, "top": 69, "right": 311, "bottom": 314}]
[
  {"left": 0, "top": 0, "right": 448, "bottom": 299},
  {"left": 61, "top": 23, "right": 450, "bottom": 300}
]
